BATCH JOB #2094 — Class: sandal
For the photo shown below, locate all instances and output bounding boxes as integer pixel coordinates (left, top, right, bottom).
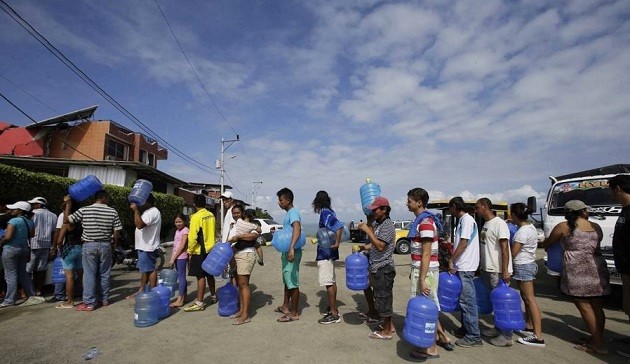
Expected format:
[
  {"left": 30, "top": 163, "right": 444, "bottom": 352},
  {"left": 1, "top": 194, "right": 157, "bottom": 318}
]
[
  {"left": 574, "top": 343, "right": 609, "bottom": 355},
  {"left": 274, "top": 306, "right": 289, "bottom": 314},
  {"left": 233, "top": 318, "right": 251, "bottom": 325},
  {"left": 368, "top": 331, "right": 393, "bottom": 340},
  {"left": 55, "top": 302, "right": 74, "bottom": 309},
  {"left": 208, "top": 295, "right": 218, "bottom": 304},
  {"left": 436, "top": 340, "right": 455, "bottom": 351},
  {"left": 183, "top": 302, "right": 205, "bottom": 312},
  {"left": 277, "top": 315, "right": 298, "bottom": 323}
]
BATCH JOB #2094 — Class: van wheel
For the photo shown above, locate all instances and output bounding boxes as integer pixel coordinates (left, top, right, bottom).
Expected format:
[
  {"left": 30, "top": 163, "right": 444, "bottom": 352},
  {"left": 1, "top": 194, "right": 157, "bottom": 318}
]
[{"left": 396, "top": 239, "right": 410, "bottom": 254}]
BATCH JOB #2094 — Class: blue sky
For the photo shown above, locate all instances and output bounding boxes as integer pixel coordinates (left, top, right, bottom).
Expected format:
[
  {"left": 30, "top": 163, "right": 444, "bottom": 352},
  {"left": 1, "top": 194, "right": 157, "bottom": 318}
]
[{"left": 1, "top": 0, "right": 629, "bottom": 223}]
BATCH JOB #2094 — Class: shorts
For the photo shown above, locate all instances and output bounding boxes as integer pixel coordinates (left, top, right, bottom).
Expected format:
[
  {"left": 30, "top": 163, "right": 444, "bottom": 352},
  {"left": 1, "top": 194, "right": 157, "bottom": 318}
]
[
  {"left": 317, "top": 259, "right": 336, "bottom": 286},
  {"left": 281, "top": 249, "right": 302, "bottom": 289},
  {"left": 26, "top": 248, "right": 49, "bottom": 273},
  {"left": 235, "top": 250, "right": 256, "bottom": 276},
  {"left": 188, "top": 254, "right": 211, "bottom": 278},
  {"left": 410, "top": 266, "right": 440, "bottom": 311},
  {"left": 61, "top": 245, "right": 83, "bottom": 270},
  {"left": 371, "top": 264, "right": 396, "bottom": 318},
  {"left": 513, "top": 262, "right": 538, "bottom": 282},
  {"left": 137, "top": 250, "right": 159, "bottom": 273}
]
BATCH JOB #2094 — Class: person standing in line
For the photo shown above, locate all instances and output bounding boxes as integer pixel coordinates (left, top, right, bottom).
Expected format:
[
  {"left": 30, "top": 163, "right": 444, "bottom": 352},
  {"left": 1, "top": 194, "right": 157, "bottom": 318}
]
[
  {"left": 53, "top": 199, "right": 84, "bottom": 309},
  {"left": 609, "top": 174, "right": 630, "bottom": 358},
  {"left": 312, "top": 191, "right": 343, "bottom": 325},
  {"left": 27, "top": 197, "right": 57, "bottom": 296},
  {"left": 128, "top": 194, "right": 162, "bottom": 299},
  {"left": 168, "top": 214, "right": 189, "bottom": 308},
  {"left": 64, "top": 191, "right": 122, "bottom": 311},
  {"left": 221, "top": 191, "right": 236, "bottom": 243},
  {"left": 358, "top": 196, "right": 396, "bottom": 340},
  {"left": 475, "top": 197, "right": 514, "bottom": 347},
  {"left": 184, "top": 194, "right": 217, "bottom": 312},
  {"left": 275, "top": 188, "right": 302, "bottom": 323},
  {"left": 49, "top": 201, "right": 69, "bottom": 304},
  {"left": 407, "top": 188, "right": 454, "bottom": 359},
  {"left": 509, "top": 203, "right": 545, "bottom": 347},
  {"left": 448, "top": 197, "right": 483, "bottom": 348},
  {"left": 544, "top": 200, "right": 610, "bottom": 355}
]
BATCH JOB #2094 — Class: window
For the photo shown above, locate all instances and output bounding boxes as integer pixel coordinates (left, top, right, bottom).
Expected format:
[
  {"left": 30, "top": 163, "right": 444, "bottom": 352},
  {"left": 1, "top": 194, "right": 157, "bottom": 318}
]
[
  {"left": 106, "top": 138, "right": 129, "bottom": 160},
  {"left": 139, "top": 149, "right": 155, "bottom": 166}
]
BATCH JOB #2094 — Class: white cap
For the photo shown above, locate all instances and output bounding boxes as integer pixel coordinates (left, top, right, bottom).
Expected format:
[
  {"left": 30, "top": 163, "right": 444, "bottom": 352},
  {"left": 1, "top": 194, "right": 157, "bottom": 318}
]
[
  {"left": 28, "top": 197, "right": 47, "bottom": 205},
  {"left": 220, "top": 191, "right": 233, "bottom": 199},
  {"left": 7, "top": 201, "right": 32, "bottom": 212}
]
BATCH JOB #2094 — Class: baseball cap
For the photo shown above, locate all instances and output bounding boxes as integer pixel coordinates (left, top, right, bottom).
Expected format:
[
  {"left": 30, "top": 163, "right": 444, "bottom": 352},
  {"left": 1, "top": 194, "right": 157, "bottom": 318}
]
[
  {"left": 564, "top": 200, "right": 588, "bottom": 211},
  {"left": 221, "top": 191, "right": 233, "bottom": 199},
  {"left": 28, "top": 197, "right": 47, "bottom": 205},
  {"left": 367, "top": 196, "right": 390, "bottom": 211},
  {"left": 7, "top": 201, "right": 32, "bottom": 212}
]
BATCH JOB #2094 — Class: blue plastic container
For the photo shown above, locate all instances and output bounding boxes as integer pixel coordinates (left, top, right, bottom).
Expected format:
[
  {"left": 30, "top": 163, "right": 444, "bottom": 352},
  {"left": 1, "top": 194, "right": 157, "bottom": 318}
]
[
  {"left": 159, "top": 269, "right": 178, "bottom": 297},
  {"left": 51, "top": 256, "right": 66, "bottom": 284},
  {"left": 474, "top": 277, "right": 493, "bottom": 314},
  {"left": 217, "top": 282, "right": 239, "bottom": 317},
  {"left": 437, "top": 272, "right": 461, "bottom": 312},
  {"left": 134, "top": 286, "right": 161, "bottom": 328},
  {"left": 316, "top": 228, "right": 334, "bottom": 249},
  {"left": 128, "top": 179, "right": 153, "bottom": 205},
  {"left": 202, "top": 242, "right": 234, "bottom": 276},
  {"left": 403, "top": 295, "right": 439, "bottom": 348},
  {"left": 0, "top": 228, "right": 5, "bottom": 239},
  {"left": 68, "top": 175, "right": 103, "bottom": 202},
  {"left": 152, "top": 283, "right": 171, "bottom": 319},
  {"left": 359, "top": 179, "right": 381, "bottom": 215},
  {"left": 345, "top": 252, "right": 369, "bottom": 291},
  {"left": 491, "top": 280, "right": 526, "bottom": 331},
  {"left": 270, "top": 228, "right": 306, "bottom": 253},
  {"left": 546, "top": 243, "right": 563, "bottom": 273}
]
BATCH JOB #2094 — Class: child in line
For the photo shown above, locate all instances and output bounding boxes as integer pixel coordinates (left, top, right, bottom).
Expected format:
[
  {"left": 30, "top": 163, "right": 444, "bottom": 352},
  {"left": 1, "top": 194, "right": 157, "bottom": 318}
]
[{"left": 168, "top": 214, "right": 188, "bottom": 308}]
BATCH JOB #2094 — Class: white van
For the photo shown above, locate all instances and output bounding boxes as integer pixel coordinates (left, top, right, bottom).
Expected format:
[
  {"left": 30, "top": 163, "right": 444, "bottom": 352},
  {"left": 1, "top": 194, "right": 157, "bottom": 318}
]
[{"left": 539, "top": 164, "right": 630, "bottom": 285}]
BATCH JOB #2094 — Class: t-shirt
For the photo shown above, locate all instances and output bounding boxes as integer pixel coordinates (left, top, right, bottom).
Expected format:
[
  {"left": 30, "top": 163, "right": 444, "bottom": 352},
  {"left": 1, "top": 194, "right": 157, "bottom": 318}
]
[
  {"left": 316, "top": 208, "right": 343, "bottom": 261},
  {"left": 68, "top": 203, "right": 122, "bottom": 242},
  {"left": 512, "top": 223, "right": 538, "bottom": 265},
  {"left": 134, "top": 206, "right": 162, "bottom": 251},
  {"left": 173, "top": 227, "right": 189, "bottom": 260},
  {"left": 31, "top": 208, "right": 57, "bottom": 249},
  {"left": 453, "top": 213, "right": 479, "bottom": 272},
  {"left": 613, "top": 205, "right": 630, "bottom": 274},
  {"left": 282, "top": 207, "right": 302, "bottom": 251},
  {"left": 480, "top": 217, "right": 512, "bottom": 273},
  {"left": 187, "top": 208, "right": 216, "bottom": 255},
  {"left": 221, "top": 206, "right": 235, "bottom": 243},
  {"left": 229, "top": 219, "right": 259, "bottom": 252},
  {"left": 409, "top": 214, "right": 439, "bottom": 270},
  {"left": 368, "top": 217, "right": 396, "bottom": 273},
  {"left": 6, "top": 216, "right": 34, "bottom": 248}
]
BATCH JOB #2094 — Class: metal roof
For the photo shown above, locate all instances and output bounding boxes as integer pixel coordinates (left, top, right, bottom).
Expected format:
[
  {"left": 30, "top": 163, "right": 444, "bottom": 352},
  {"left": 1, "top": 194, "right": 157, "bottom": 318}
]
[{"left": 26, "top": 105, "right": 98, "bottom": 129}]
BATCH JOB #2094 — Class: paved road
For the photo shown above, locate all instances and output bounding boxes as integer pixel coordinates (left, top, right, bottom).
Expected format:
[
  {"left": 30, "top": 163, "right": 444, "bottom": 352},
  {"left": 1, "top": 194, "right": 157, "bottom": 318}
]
[{"left": 0, "top": 244, "right": 628, "bottom": 363}]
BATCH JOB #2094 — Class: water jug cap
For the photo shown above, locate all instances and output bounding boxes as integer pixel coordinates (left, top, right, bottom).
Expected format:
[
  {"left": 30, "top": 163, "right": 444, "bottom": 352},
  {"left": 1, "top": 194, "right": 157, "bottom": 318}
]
[{"left": 365, "top": 178, "right": 371, "bottom": 183}]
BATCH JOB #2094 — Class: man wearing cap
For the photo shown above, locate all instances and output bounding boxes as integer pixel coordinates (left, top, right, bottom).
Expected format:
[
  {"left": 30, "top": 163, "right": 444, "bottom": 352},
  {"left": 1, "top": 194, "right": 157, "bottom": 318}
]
[
  {"left": 27, "top": 197, "right": 57, "bottom": 296},
  {"left": 357, "top": 196, "right": 396, "bottom": 340},
  {"left": 221, "top": 191, "right": 235, "bottom": 243},
  {"left": 128, "top": 193, "right": 162, "bottom": 299}
]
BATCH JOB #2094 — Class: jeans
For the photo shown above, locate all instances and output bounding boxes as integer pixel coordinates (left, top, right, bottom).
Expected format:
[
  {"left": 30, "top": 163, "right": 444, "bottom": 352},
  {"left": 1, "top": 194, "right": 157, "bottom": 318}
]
[
  {"left": 1, "top": 245, "right": 34, "bottom": 305},
  {"left": 53, "top": 283, "right": 66, "bottom": 301},
  {"left": 458, "top": 271, "right": 481, "bottom": 340},
  {"left": 82, "top": 242, "right": 112, "bottom": 306}
]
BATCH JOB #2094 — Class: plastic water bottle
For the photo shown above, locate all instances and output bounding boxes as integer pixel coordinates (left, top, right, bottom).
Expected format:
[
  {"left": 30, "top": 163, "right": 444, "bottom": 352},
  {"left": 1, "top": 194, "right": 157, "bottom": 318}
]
[
  {"left": 402, "top": 295, "right": 439, "bottom": 348},
  {"left": 159, "top": 269, "right": 178, "bottom": 297},
  {"left": 491, "top": 280, "right": 526, "bottom": 331},
  {"left": 473, "top": 277, "right": 493, "bottom": 314},
  {"left": 83, "top": 347, "right": 101, "bottom": 360},
  {"left": 345, "top": 252, "right": 369, "bottom": 291},
  {"left": 51, "top": 255, "right": 66, "bottom": 284},
  {"left": 68, "top": 175, "right": 103, "bottom": 202},
  {"left": 202, "top": 242, "right": 234, "bottom": 276},
  {"left": 437, "top": 272, "right": 461, "bottom": 312},
  {"left": 134, "top": 286, "right": 160, "bottom": 327},
  {"left": 546, "top": 243, "right": 563, "bottom": 273},
  {"left": 359, "top": 178, "right": 381, "bottom": 215},
  {"left": 217, "top": 282, "right": 239, "bottom": 317},
  {"left": 152, "top": 283, "right": 171, "bottom": 319},
  {"left": 316, "top": 228, "right": 334, "bottom": 249},
  {"left": 270, "top": 228, "right": 306, "bottom": 253},
  {"left": 128, "top": 179, "right": 153, "bottom": 205}
]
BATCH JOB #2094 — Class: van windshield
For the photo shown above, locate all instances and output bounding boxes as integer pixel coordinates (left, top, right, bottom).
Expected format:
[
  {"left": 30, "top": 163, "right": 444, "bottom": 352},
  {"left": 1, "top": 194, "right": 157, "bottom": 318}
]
[{"left": 549, "top": 178, "right": 619, "bottom": 215}]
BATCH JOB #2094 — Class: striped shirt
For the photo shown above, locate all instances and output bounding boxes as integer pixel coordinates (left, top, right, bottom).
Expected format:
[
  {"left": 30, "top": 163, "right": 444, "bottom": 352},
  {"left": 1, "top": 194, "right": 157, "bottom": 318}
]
[
  {"left": 31, "top": 208, "right": 58, "bottom": 249},
  {"left": 369, "top": 217, "right": 396, "bottom": 272},
  {"left": 68, "top": 203, "right": 122, "bottom": 242}
]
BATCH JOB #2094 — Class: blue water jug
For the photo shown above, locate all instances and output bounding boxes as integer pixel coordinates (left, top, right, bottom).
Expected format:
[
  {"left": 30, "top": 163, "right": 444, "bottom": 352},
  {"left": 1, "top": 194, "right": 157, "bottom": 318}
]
[
  {"left": 345, "top": 252, "right": 369, "bottom": 290},
  {"left": 217, "top": 282, "right": 239, "bottom": 317},
  {"left": 134, "top": 286, "right": 161, "bottom": 328},
  {"left": 128, "top": 179, "right": 153, "bottom": 205},
  {"left": 316, "top": 227, "right": 335, "bottom": 249},
  {"left": 0, "top": 228, "right": 5, "bottom": 239},
  {"left": 68, "top": 175, "right": 103, "bottom": 202},
  {"left": 359, "top": 179, "right": 381, "bottom": 215},
  {"left": 438, "top": 272, "right": 461, "bottom": 312},
  {"left": 159, "top": 269, "right": 178, "bottom": 297},
  {"left": 473, "top": 277, "right": 493, "bottom": 314},
  {"left": 403, "top": 295, "right": 439, "bottom": 348},
  {"left": 271, "top": 228, "right": 306, "bottom": 253},
  {"left": 152, "top": 283, "right": 171, "bottom": 319},
  {"left": 546, "top": 243, "right": 563, "bottom": 273},
  {"left": 202, "top": 242, "right": 234, "bottom": 276},
  {"left": 51, "top": 256, "right": 66, "bottom": 284},
  {"left": 491, "top": 280, "right": 526, "bottom": 331}
]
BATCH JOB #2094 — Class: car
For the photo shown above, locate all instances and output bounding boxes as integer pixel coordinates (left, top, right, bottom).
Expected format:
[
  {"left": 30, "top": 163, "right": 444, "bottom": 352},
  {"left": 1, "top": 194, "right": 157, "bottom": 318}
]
[
  {"left": 393, "top": 220, "right": 412, "bottom": 254},
  {"left": 254, "top": 218, "right": 283, "bottom": 243}
]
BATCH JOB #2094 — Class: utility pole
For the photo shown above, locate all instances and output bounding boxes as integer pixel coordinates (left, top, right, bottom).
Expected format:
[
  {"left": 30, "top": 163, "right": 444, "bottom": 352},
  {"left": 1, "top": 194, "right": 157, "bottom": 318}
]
[
  {"left": 251, "top": 181, "right": 263, "bottom": 207},
  {"left": 219, "top": 135, "right": 239, "bottom": 228}
]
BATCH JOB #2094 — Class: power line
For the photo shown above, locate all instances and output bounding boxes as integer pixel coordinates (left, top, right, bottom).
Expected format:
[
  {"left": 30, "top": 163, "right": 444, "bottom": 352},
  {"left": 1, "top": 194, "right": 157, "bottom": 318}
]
[{"left": 0, "top": 0, "right": 218, "bottom": 175}]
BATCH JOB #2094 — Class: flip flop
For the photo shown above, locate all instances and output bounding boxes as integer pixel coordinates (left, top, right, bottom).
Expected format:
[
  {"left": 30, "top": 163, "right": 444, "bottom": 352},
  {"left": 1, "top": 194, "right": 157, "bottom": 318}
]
[
  {"left": 229, "top": 313, "right": 241, "bottom": 319},
  {"left": 277, "top": 315, "right": 298, "bottom": 323},
  {"left": 55, "top": 302, "right": 74, "bottom": 309},
  {"left": 410, "top": 350, "right": 440, "bottom": 360},
  {"left": 233, "top": 318, "right": 251, "bottom": 325},
  {"left": 368, "top": 331, "right": 393, "bottom": 340},
  {"left": 436, "top": 340, "right": 455, "bottom": 351},
  {"left": 574, "top": 343, "right": 609, "bottom": 355},
  {"left": 274, "top": 307, "right": 289, "bottom": 314}
]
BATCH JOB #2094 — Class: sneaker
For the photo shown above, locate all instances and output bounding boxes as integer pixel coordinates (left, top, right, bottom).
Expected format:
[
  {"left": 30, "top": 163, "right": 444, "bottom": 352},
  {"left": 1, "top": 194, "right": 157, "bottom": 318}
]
[
  {"left": 321, "top": 306, "right": 331, "bottom": 316},
  {"left": 517, "top": 335, "right": 546, "bottom": 347},
  {"left": 455, "top": 337, "right": 483, "bottom": 348},
  {"left": 75, "top": 303, "right": 95, "bottom": 312},
  {"left": 318, "top": 314, "right": 341, "bottom": 324},
  {"left": 488, "top": 334, "right": 513, "bottom": 347},
  {"left": 482, "top": 327, "right": 500, "bottom": 338},
  {"left": 183, "top": 302, "right": 205, "bottom": 312},
  {"left": 0, "top": 302, "right": 14, "bottom": 308},
  {"left": 99, "top": 301, "right": 110, "bottom": 307},
  {"left": 22, "top": 296, "right": 45, "bottom": 306},
  {"left": 517, "top": 328, "right": 534, "bottom": 336}
]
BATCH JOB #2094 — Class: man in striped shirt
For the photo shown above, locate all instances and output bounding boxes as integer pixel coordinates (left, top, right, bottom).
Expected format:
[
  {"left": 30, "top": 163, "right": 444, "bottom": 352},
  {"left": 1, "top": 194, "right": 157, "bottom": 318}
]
[
  {"left": 27, "top": 197, "right": 57, "bottom": 296},
  {"left": 64, "top": 190, "right": 122, "bottom": 311}
]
